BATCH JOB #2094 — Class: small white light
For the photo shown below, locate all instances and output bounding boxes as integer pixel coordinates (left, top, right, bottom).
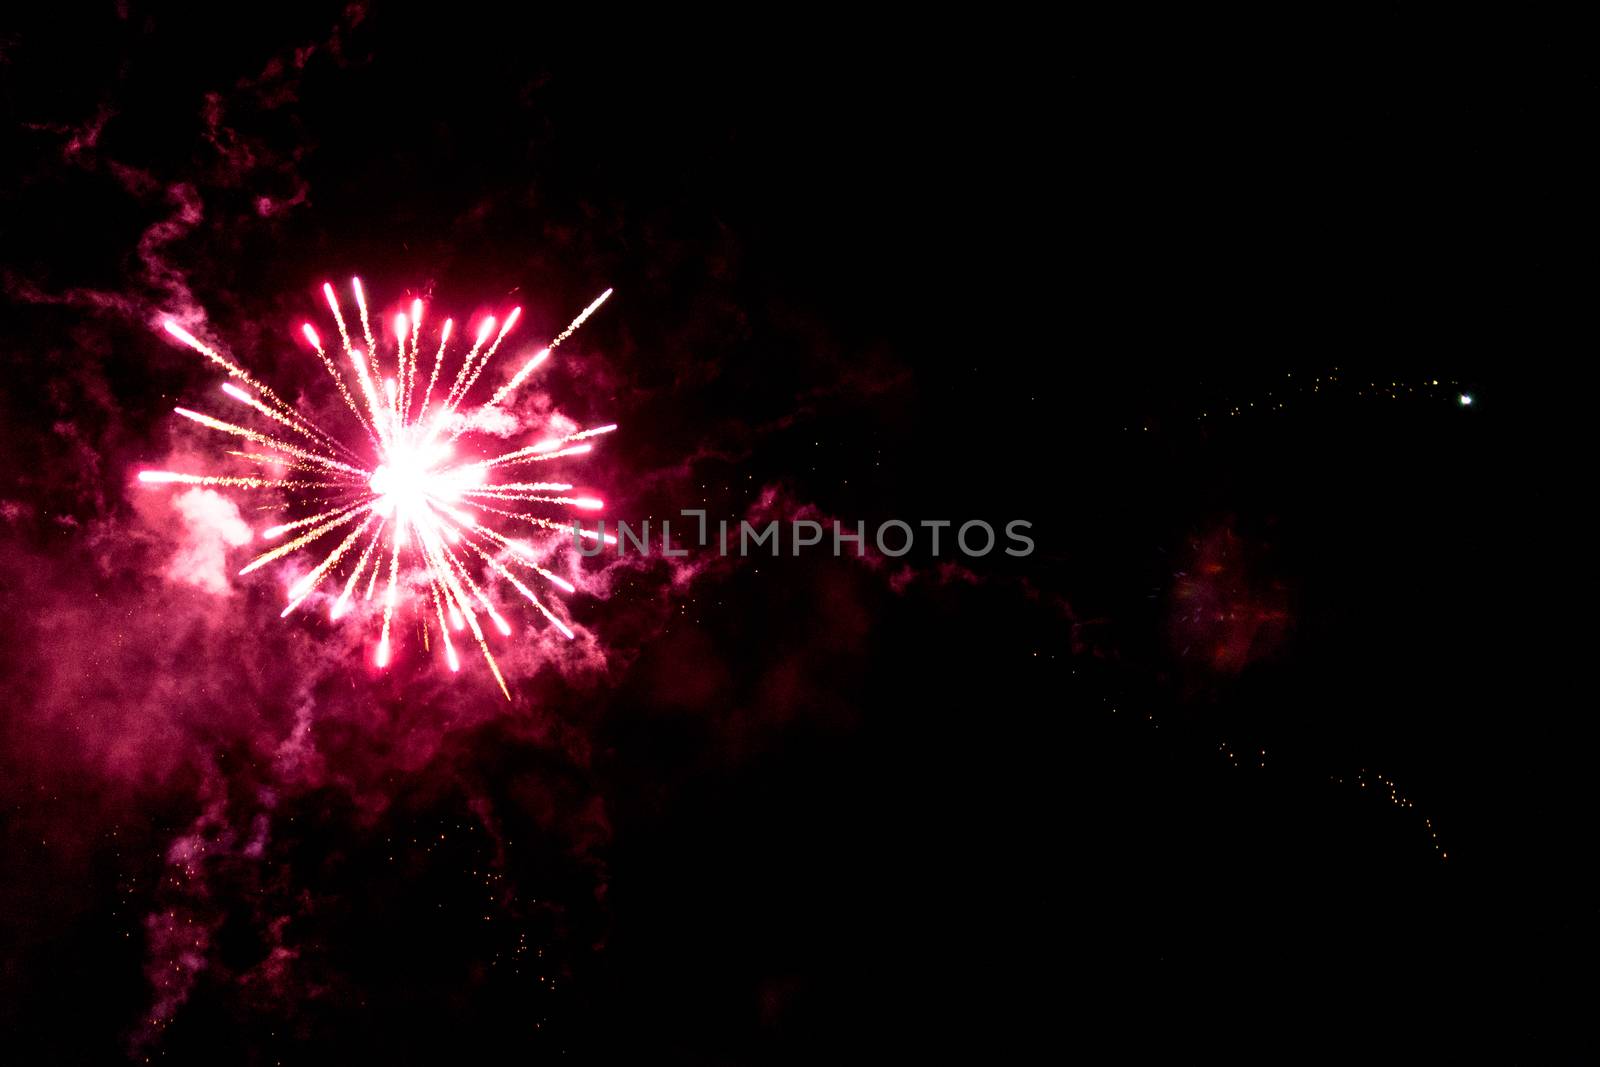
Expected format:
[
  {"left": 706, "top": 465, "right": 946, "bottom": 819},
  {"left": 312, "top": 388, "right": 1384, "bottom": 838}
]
[{"left": 1459, "top": 393, "right": 1473, "bottom": 406}]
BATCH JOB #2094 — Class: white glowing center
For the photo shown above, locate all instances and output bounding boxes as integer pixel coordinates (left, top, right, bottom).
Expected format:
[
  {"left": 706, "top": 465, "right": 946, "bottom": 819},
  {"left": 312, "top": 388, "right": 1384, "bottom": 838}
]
[{"left": 369, "top": 437, "right": 479, "bottom": 522}]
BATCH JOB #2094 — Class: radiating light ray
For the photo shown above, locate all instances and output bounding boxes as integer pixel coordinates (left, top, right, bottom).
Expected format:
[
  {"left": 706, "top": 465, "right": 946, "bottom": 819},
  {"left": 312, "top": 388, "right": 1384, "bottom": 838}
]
[
  {"left": 352, "top": 276, "right": 380, "bottom": 384},
  {"left": 485, "top": 534, "right": 578, "bottom": 596},
  {"left": 412, "top": 516, "right": 509, "bottom": 698},
  {"left": 465, "top": 480, "right": 593, "bottom": 495},
  {"left": 464, "top": 490, "right": 603, "bottom": 510},
  {"left": 484, "top": 349, "right": 548, "bottom": 414},
  {"left": 173, "top": 407, "right": 370, "bottom": 477},
  {"left": 445, "top": 307, "right": 520, "bottom": 423},
  {"left": 476, "top": 442, "right": 594, "bottom": 470},
  {"left": 417, "top": 319, "right": 453, "bottom": 425},
  {"left": 300, "top": 321, "right": 376, "bottom": 447},
  {"left": 442, "top": 316, "right": 496, "bottom": 415},
  {"left": 465, "top": 535, "right": 576, "bottom": 639},
  {"left": 321, "top": 284, "right": 356, "bottom": 360},
  {"left": 439, "top": 516, "right": 577, "bottom": 638},
  {"left": 551, "top": 287, "right": 612, "bottom": 348},
  {"left": 429, "top": 582, "right": 460, "bottom": 671},
  {"left": 393, "top": 312, "right": 410, "bottom": 411},
  {"left": 434, "top": 527, "right": 513, "bottom": 637},
  {"left": 223, "top": 451, "right": 364, "bottom": 488},
  {"left": 240, "top": 503, "right": 369, "bottom": 576},
  {"left": 530, "top": 424, "right": 618, "bottom": 452},
  {"left": 324, "top": 284, "right": 390, "bottom": 447},
  {"left": 141, "top": 277, "right": 614, "bottom": 689},
  {"left": 162, "top": 321, "right": 291, "bottom": 415},
  {"left": 225, "top": 451, "right": 302, "bottom": 468},
  {"left": 478, "top": 287, "right": 613, "bottom": 424},
  {"left": 333, "top": 517, "right": 387, "bottom": 620},
  {"left": 282, "top": 511, "right": 379, "bottom": 617},
  {"left": 263, "top": 501, "right": 372, "bottom": 540},
  {"left": 461, "top": 499, "right": 618, "bottom": 544},
  {"left": 404, "top": 298, "right": 424, "bottom": 416},
  {"left": 220, "top": 382, "right": 349, "bottom": 457},
  {"left": 375, "top": 524, "right": 402, "bottom": 667},
  {"left": 350, "top": 349, "right": 389, "bottom": 448},
  {"left": 163, "top": 320, "right": 354, "bottom": 456},
  {"left": 433, "top": 503, "right": 581, "bottom": 596},
  {"left": 137, "top": 470, "right": 333, "bottom": 490}
]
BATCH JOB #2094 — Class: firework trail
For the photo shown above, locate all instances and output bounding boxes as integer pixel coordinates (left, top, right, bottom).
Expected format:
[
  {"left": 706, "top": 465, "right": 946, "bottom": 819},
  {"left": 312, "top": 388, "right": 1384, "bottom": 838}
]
[{"left": 140, "top": 278, "right": 616, "bottom": 695}]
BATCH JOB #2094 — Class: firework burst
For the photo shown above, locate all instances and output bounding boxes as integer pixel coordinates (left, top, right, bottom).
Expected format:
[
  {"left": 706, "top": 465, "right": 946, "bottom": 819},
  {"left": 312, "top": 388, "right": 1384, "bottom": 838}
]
[{"left": 139, "top": 278, "right": 618, "bottom": 698}]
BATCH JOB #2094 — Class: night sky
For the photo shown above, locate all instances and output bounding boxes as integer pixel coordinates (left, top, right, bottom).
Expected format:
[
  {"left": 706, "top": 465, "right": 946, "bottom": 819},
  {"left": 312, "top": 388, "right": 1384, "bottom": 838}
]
[{"left": 1, "top": 8, "right": 1587, "bottom": 1062}]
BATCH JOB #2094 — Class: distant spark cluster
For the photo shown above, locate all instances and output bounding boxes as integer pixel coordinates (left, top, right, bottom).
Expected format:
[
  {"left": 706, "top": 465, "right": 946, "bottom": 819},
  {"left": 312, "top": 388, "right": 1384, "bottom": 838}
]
[
  {"left": 1333, "top": 768, "right": 1447, "bottom": 861},
  {"left": 139, "top": 278, "right": 618, "bottom": 697},
  {"left": 1191, "top": 370, "right": 1475, "bottom": 421},
  {"left": 1085, "top": 669, "right": 1447, "bottom": 863},
  {"left": 1217, "top": 740, "right": 1267, "bottom": 769}
]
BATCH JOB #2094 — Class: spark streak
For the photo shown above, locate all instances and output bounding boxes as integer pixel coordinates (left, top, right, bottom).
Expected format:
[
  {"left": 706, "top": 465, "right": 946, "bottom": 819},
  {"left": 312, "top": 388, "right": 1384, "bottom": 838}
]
[
  {"left": 137, "top": 471, "right": 333, "bottom": 490},
  {"left": 482, "top": 287, "right": 613, "bottom": 416}
]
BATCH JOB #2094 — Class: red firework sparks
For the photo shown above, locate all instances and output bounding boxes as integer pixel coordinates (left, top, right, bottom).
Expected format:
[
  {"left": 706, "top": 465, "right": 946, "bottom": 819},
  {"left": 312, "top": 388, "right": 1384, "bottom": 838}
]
[{"left": 139, "top": 278, "right": 617, "bottom": 698}]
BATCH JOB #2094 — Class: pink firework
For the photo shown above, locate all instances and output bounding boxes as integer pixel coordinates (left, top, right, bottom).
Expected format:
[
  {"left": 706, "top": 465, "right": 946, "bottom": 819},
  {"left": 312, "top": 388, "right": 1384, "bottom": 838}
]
[{"left": 139, "top": 278, "right": 617, "bottom": 698}]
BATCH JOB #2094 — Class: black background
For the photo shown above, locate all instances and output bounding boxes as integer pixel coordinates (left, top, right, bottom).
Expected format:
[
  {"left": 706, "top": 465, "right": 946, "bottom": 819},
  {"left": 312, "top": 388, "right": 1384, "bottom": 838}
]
[{"left": 1, "top": 7, "right": 1587, "bottom": 1062}]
